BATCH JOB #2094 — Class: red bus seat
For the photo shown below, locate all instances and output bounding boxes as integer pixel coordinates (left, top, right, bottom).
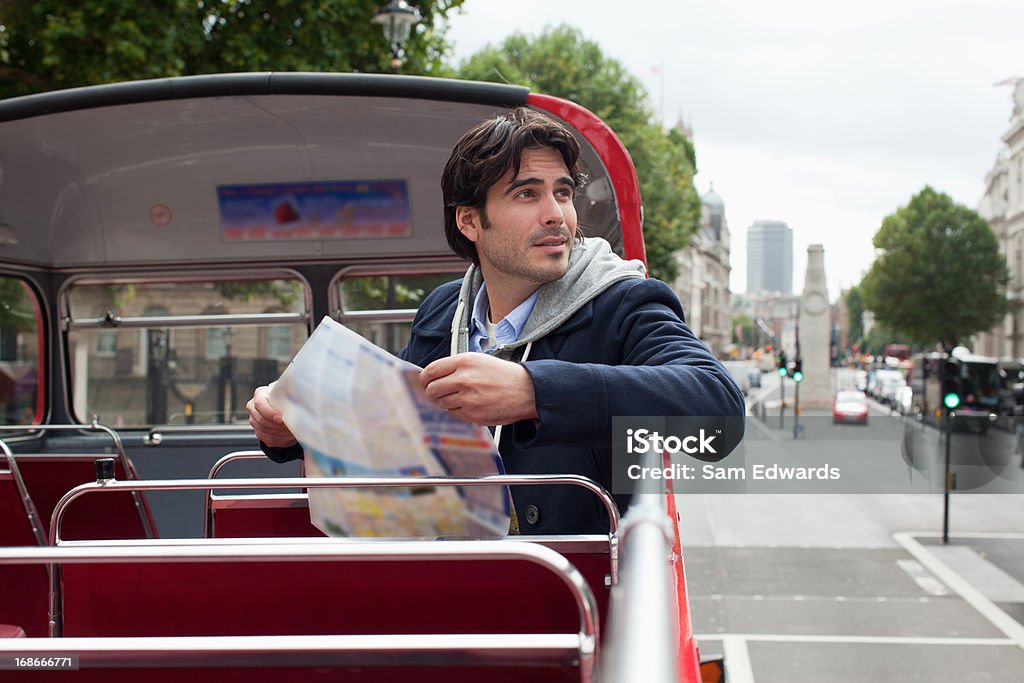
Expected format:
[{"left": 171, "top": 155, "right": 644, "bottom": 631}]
[
  {"left": 0, "top": 472, "right": 48, "bottom": 637},
  {"left": 0, "top": 625, "right": 25, "bottom": 638},
  {"left": 61, "top": 540, "right": 610, "bottom": 639},
  {"left": 49, "top": 539, "right": 602, "bottom": 682},
  {"left": 15, "top": 454, "right": 155, "bottom": 541},
  {"left": 210, "top": 493, "right": 326, "bottom": 538}
]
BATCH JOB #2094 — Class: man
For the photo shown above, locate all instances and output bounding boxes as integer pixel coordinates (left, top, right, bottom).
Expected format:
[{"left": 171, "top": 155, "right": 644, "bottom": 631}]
[{"left": 249, "top": 107, "right": 744, "bottom": 534}]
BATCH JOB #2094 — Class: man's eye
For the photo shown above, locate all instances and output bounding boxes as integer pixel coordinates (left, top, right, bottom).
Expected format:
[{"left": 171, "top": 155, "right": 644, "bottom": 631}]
[{"left": 515, "top": 189, "right": 534, "bottom": 199}]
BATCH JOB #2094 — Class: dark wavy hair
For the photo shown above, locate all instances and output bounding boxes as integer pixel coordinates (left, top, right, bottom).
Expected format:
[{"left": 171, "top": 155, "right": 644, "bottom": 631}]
[{"left": 441, "top": 107, "right": 586, "bottom": 265}]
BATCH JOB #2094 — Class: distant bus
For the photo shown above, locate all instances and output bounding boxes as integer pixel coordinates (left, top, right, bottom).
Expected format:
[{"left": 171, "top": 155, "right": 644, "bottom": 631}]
[
  {"left": 883, "top": 343, "right": 910, "bottom": 361},
  {"left": 910, "top": 350, "right": 1000, "bottom": 430}
]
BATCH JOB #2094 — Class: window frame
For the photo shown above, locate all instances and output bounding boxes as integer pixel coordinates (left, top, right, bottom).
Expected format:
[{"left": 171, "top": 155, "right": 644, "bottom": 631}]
[
  {"left": 0, "top": 271, "right": 46, "bottom": 426},
  {"left": 328, "top": 260, "right": 468, "bottom": 356},
  {"left": 59, "top": 269, "right": 312, "bottom": 426},
  {"left": 329, "top": 260, "right": 468, "bottom": 323}
]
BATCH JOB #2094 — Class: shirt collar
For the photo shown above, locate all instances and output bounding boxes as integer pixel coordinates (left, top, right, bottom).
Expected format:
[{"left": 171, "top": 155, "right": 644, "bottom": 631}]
[{"left": 470, "top": 283, "right": 539, "bottom": 345}]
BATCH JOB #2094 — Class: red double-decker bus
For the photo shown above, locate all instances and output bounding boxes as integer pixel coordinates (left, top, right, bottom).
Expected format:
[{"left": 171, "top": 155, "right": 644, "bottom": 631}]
[{"left": 0, "top": 73, "right": 721, "bottom": 682}]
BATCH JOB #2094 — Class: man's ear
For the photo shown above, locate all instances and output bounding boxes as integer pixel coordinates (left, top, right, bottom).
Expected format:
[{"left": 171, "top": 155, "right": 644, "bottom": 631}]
[{"left": 455, "top": 206, "right": 481, "bottom": 243}]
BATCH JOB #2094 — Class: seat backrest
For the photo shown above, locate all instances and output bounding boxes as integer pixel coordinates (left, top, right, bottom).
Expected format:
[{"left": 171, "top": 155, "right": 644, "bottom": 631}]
[
  {"left": 60, "top": 538, "right": 610, "bottom": 640},
  {"left": 0, "top": 474, "right": 48, "bottom": 636},
  {"left": 14, "top": 455, "right": 154, "bottom": 541},
  {"left": 210, "top": 493, "right": 325, "bottom": 538}
]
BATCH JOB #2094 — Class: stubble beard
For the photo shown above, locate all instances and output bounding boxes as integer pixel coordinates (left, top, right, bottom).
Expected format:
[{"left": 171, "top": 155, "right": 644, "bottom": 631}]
[{"left": 478, "top": 207, "right": 575, "bottom": 285}]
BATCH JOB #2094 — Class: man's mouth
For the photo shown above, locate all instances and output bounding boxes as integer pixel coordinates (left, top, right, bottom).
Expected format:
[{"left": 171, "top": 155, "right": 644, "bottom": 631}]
[{"left": 533, "top": 233, "right": 569, "bottom": 252}]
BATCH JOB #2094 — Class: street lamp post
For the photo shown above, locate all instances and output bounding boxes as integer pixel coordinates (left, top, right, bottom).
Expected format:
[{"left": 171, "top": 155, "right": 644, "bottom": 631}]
[
  {"left": 218, "top": 328, "right": 235, "bottom": 424},
  {"left": 371, "top": 0, "right": 422, "bottom": 74}
]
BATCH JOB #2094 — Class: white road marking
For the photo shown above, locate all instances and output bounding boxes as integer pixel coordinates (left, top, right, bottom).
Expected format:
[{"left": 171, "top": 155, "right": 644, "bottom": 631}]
[
  {"left": 694, "top": 594, "right": 933, "bottom": 603},
  {"left": 925, "top": 546, "right": 1024, "bottom": 603},
  {"left": 896, "top": 559, "right": 951, "bottom": 596},
  {"left": 699, "top": 633, "right": 1015, "bottom": 646},
  {"left": 722, "top": 635, "right": 756, "bottom": 683},
  {"left": 894, "top": 532, "right": 1024, "bottom": 652}
]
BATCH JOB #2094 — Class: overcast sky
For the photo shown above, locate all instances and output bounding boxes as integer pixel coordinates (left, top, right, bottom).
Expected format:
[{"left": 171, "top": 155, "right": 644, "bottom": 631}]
[{"left": 444, "top": 0, "right": 1023, "bottom": 300}]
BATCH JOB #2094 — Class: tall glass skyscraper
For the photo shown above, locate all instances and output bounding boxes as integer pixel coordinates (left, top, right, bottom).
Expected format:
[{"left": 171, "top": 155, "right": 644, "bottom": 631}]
[{"left": 746, "top": 220, "right": 793, "bottom": 294}]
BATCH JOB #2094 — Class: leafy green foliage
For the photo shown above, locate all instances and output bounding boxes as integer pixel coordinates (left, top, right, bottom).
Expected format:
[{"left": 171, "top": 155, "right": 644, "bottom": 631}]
[
  {"left": 845, "top": 285, "right": 865, "bottom": 347},
  {"left": 0, "top": 0, "right": 466, "bottom": 98},
  {"left": 340, "top": 273, "right": 460, "bottom": 311},
  {"left": 457, "top": 25, "right": 700, "bottom": 281},
  {"left": 731, "top": 313, "right": 755, "bottom": 347},
  {"left": 860, "top": 322, "right": 908, "bottom": 357},
  {"left": 0, "top": 276, "right": 36, "bottom": 332},
  {"left": 861, "top": 186, "right": 1008, "bottom": 349},
  {"left": 214, "top": 280, "right": 303, "bottom": 308}
]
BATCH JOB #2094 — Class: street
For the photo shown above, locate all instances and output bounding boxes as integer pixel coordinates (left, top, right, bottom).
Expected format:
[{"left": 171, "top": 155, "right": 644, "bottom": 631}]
[{"left": 678, "top": 369, "right": 1024, "bottom": 682}]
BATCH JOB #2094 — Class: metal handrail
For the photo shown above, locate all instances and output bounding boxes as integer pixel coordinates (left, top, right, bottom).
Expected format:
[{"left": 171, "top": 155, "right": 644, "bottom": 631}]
[
  {"left": 66, "top": 311, "right": 307, "bottom": 331},
  {"left": 206, "top": 450, "right": 268, "bottom": 480},
  {"left": 601, "top": 460, "right": 680, "bottom": 683},
  {"left": 0, "top": 633, "right": 583, "bottom": 670},
  {"left": 53, "top": 475, "right": 619, "bottom": 569},
  {"left": 0, "top": 421, "right": 154, "bottom": 539},
  {"left": 1, "top": 539, "right": 599, "bottom": 680},
  {"left": 199, "top": 453, "right": 617, "bottom": 550},
  {"left": 202, "top": 450, "right": 284, "bottom": 538},
  {"left": 0, "top": 438, "right": 47, "bottom": 546}
]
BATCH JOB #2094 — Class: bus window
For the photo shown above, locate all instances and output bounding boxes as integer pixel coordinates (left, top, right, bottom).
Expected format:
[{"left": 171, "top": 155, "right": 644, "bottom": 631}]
[
  {"left": 0, "top": 276, "right": 42, "bottom": 425},
  {"left": 65, "top": 273, "right": 308, "bottom": 426},
  {"left": 334, "top": 268, "right": 467, "bottom": 355}
]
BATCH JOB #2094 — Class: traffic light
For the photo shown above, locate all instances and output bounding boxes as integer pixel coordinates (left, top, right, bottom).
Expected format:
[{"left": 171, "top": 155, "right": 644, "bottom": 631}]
[
  {"left": 792, "top": 358, "right": 803, "bottom": 383},
  {"left": 941, "top": 359, "right": 960, "bottom": 410},
  {"left": 777, "top": 351, "right": 788, "bottom": 377}
]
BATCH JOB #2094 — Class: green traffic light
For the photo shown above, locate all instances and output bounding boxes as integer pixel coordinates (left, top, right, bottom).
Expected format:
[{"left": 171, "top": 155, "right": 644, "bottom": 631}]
[
  {"left": 793, "top": 371, "right": 803, "bottom": 383},
  {"left": 778, "top": 367, "right": 787, "bottom": 377},
  {"left": 943, "top": 392, "right": 960, "bottom": 410}
]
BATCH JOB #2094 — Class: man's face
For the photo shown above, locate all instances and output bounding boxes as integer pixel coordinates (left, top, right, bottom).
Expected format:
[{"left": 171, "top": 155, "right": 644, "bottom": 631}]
[{"left": 456, "top": 146, "right": 578, "bottom": 291}]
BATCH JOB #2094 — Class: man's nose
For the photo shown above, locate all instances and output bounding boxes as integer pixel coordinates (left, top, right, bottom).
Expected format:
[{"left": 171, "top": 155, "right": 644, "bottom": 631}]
[{"left": 539, "top": 192, "right": 563, "bottom": 226}]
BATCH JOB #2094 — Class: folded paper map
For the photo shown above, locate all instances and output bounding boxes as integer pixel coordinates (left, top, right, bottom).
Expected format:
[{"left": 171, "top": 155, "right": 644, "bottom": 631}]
[{"left": 269, "top": 317, "right": 510, "bottom": 538}]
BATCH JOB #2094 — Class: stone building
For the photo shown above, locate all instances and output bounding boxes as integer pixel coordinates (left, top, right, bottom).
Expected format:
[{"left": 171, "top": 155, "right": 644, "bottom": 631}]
[
  {"left": 672, "top": 185, "right": 733, "bottom": 357},
  {"left": 976, "top": 80, "right": 1024, "bottom": 358}
]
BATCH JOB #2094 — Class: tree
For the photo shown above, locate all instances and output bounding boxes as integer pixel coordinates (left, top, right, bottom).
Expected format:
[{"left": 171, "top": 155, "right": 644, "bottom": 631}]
[
  {"left": 0, "top": 0, "right": 466, "bottom": 98},
  {"left": 861, "top": 186, "right": 1007, "bottom": 349},
  {"left": 731, "top": 313, "right": 755, "bottom": 347},
  {"left": 457, "top": 25, "right": 700, "bottom": 281},
  {"left": 845, "top": 285, "right": 865, "bottom": 347}
]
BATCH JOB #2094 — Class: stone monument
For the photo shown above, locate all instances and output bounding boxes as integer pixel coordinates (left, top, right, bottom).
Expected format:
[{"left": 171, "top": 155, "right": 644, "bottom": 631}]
[{"left": 798, "top": 245, "right": 832, "bottom": 406}]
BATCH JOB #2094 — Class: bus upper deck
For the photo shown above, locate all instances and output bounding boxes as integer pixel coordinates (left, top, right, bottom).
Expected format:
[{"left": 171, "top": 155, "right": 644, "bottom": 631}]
[{"left": 0, "top": 73, "right": 719, "bottom": 681}]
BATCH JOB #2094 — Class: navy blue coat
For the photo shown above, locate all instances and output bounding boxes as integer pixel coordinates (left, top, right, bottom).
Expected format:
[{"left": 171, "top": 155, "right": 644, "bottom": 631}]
[{"left": 396, "top": 276, "right": 745, "bottom": 535}]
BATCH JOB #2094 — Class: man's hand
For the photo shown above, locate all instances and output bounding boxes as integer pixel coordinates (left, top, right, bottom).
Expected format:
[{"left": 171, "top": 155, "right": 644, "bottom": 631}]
[
  {"left": 420, "top": 354, "right": 539, "bottom": 426},
  {"left": 247, "top": 385, "right": 298, "bottom": 448}
]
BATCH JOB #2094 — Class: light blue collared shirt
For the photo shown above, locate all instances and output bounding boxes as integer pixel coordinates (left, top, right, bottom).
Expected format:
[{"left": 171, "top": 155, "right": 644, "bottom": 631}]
[{"left": 469, "top": 283, "right": 538, "bottom": 353}]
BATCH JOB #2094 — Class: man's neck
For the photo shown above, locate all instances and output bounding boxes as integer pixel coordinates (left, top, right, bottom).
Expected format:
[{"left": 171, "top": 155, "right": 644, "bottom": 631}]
[{"left": 480, "top": 273, "right": 540, "bottom": 322}]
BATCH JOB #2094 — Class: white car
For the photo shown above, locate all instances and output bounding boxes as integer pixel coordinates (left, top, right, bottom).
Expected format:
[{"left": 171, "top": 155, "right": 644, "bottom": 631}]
[
  {"left": 723, "top": 361, "right": 758, "bottom": 395},
  {"left": 878, "top": 375, "right": 907, "bottom": 406}
]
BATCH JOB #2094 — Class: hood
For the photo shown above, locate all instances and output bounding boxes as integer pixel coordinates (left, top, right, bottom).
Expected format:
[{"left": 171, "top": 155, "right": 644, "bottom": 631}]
[{"left": 451, "top": 236, "right": 646, "bottom": 355}]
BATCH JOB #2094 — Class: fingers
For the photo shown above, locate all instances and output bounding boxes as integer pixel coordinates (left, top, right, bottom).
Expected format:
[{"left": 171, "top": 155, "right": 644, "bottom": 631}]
[
  {"left": 418, "top": 354, "right": 538, "bottom": 425},
  {"left": 420, "top": 357, "right": 458, "bottom": 389},
  {"left": 249, "top": 385, "right": 284, "bottom": 423},
  {"left": 247, "top": 385, "right": 297, "bottom": 448}
]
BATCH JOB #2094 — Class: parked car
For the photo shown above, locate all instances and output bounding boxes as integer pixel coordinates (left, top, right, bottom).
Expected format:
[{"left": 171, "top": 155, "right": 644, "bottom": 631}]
[
  {"left": 833, "top": 390, "right": 869, "bottom": 424},
  {"left": 878, "top": 375, "right": 908, "bottom": 407},
  {"left": 869, "top": 368, "right": 904, "bottom": 401},
  {"left": 855, "top": 369, "right": 868, "bottom": 392},
  {"left": 723, "top": 361, "right": 758, "bottom": 395}
]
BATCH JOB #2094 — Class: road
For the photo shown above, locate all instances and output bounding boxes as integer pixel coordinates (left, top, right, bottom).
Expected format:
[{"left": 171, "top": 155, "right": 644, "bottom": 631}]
[{"left": 677, "top": 368, "right": 1024, "bottom": 682}]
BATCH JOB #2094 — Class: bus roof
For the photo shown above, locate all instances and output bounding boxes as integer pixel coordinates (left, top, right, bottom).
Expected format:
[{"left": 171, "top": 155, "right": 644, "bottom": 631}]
[{"left": 0, "top": 73, "right": 641, "bottom": 271}]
